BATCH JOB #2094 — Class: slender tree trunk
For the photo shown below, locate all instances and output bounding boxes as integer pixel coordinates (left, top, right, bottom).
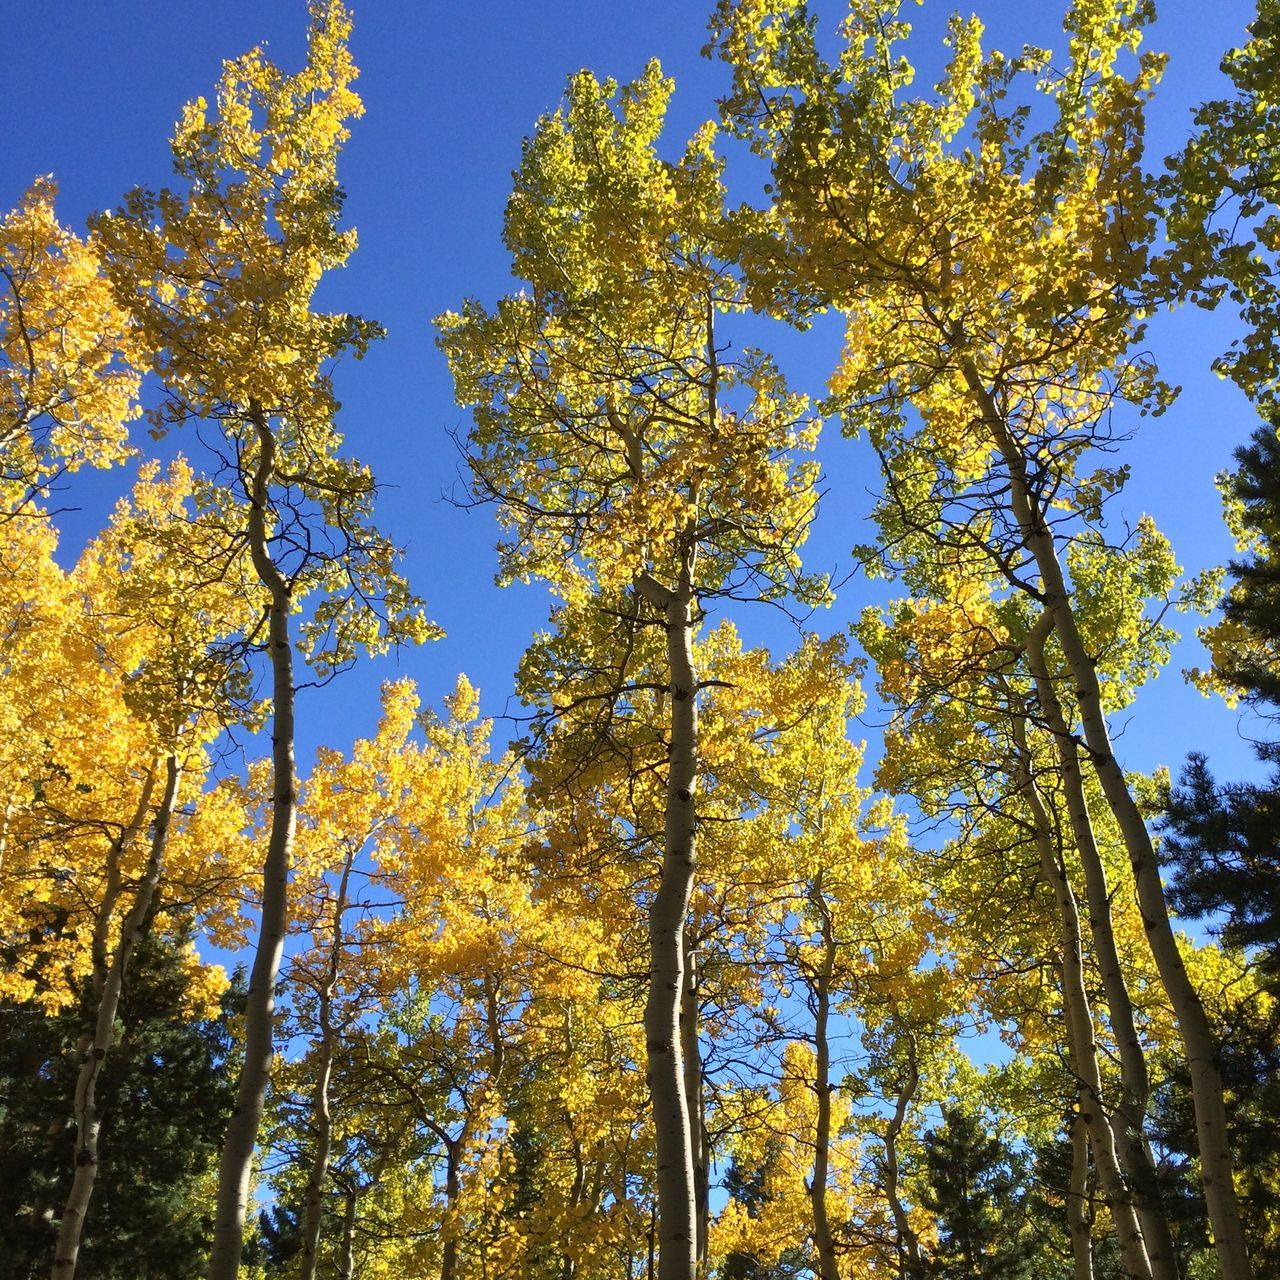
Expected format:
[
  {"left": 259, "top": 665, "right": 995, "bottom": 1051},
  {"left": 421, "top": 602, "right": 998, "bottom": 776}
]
[
  {"left": 1012, "top": 716, "right": 1153, "bottom": 1280},
  {"left": 46, "top": 767, "right": 160, "bottom": 1261},
  {"left": 296, "top": 849, "right": 356, "bottom": 1280},
  {"left": 679, "top": 935, "right": 708, "bottom": 1273},
  {"left": 564, "top": 1130, "right": 586, "bottom": 1280},
  {"left": 1025, "top": 616, "right": 1180, "bottom": 1280},
  {"left": 47, "top": 794, "right": 137, "bottom": 1254},
  {"left": 0, "top": 799, "right": 14, "bottom": 876},
  {"left": 637, "top": 552, "right": 699, "bottom": 1280},
  {"left": 90, "top": 774, "right": 158, "bottom": 999},
  {"left": 441, "top": 1138, "right": 462, "bottom": 1280},
  {"left": 806, "top": 878, "right": 840, "bottom": 1280},
  {"left": 422, "top": 985, "right": 501, "bottom": 1280},
  {"left": 1068, "top": 1108, "right": 1096, "bottom": 1280},
  {"left": 882, "top": 1031, "right": 924, "bottom": 1280},
  {"left": 970, "top": 369, "right": 1254, "bottom": 1280},
  {"left": 209, "top": 404, "right": 299, "bottom": 1280},
  {"left": 51, "top": 754, "right": 180, "bottom": 1280},
  {"left": 335, "top": 1183, "right": 359, "bottom": 1280}
]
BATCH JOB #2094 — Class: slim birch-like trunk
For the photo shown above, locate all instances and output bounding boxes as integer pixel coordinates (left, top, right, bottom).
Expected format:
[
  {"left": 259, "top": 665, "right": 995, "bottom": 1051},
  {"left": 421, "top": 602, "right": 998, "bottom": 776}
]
[
  {"left": 1011, "top": 716, "right": 1153, "bottom": 1280},
  {"left": 637, "top": 550, "right": 699, "bottom": 1280},
  {"left": 335, "top": 1183, "right": 359, "bottom": 1280},
  {"left": 806, "top": 878, "right": 840, "bottom": 1280},
  {"left": 440, "top": 1137, "right": 462, "bottom": 1280},
  {"left": 209, "top": 405, "right": 299, "bottom": 1280},
  {"left": 1025, "top": 616, "right": 1179, "bottom": 1280},
  {"left": 51, "top": 754, "right": 180, "bottom": 1280},
  {"left": 679, "top": 936, "right": 708, "bottom": 1273},
  {"left": 46, "top": 768, "right": 160, "bottom": 1266},
  {"left": 1067, "top": 1108, "right": 1096, "bottom": 1280},
  {"left": 882, "top": 1031, "right": 924, "bottom": 1280},
  {"left": 296, "top": 849, "right": 356, "bottom": 1280},
  {"left": 969, "top": 369, "right": 1254, "bottom": 1280}
]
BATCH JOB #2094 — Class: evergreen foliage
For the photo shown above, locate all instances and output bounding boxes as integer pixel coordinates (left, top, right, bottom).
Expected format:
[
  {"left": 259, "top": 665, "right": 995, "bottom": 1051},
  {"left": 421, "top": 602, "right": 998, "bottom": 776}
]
[
  {"left": 917, "top": 1111, "right": 1042, "bottom": 1280},
  {"left": 0, "top": 927, "right": 241, "bottom": 1280}
]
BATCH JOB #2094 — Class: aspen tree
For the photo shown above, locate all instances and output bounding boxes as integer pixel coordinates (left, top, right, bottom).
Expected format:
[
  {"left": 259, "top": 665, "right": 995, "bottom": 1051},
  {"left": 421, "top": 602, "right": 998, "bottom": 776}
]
[
  {"left": 439, "top": 63, "right": 820, "bottom": 1280},
  {"left": 712, "top": 3, "right": 1252, "bottom": 1272},
  {"left": 91, "top": 6, "right": 431, "bottom": 1274},
  {"left": 50, "top": 462, "right": 256, "bottom": 1280},
  {"left": 0, "top": 180, "right": 138, "bottom": 514},
  {"left": 858, "top": 553, "right": 1185, "bottom": 1274}
]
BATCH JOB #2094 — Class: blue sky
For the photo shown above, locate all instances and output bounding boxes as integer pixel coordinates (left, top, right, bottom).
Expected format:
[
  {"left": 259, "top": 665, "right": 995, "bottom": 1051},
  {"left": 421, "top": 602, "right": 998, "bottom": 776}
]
[{"left": 1, "top": 0, "right": 1267, "bottom": 790}]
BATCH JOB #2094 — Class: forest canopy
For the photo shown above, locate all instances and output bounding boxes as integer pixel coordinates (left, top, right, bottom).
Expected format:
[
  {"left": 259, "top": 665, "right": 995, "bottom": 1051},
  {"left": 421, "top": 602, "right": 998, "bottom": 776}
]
[{"left": 1, "top": 2, "right": 1278, "bottom": 1279}]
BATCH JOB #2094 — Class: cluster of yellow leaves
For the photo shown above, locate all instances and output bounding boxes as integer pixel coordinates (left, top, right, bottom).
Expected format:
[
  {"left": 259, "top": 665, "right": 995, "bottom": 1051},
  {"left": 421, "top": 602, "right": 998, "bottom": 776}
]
[
  {"left": 0, "top": 463, "right": 260, "bottom": 1010},
  {"left": 0, "top": 179, "right": 139, "bottom": 506},
  {"left": 438, "top": 61, "right": 822, "bottom": 603},
  {"left": 93, "top": 0, "right": 372, "bottom": 431},
  {"left": 89, "top": 0, "right": 433, "bottom": 676},
  {"left": 713, "top": 0, "right": 1173, "bottom": 526}
]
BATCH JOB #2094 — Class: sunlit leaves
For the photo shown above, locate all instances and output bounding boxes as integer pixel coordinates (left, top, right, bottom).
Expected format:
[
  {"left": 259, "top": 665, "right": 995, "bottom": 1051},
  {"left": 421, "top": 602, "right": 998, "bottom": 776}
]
[{"left": 0, "top": 179, "right": 139, "bottom": 510}]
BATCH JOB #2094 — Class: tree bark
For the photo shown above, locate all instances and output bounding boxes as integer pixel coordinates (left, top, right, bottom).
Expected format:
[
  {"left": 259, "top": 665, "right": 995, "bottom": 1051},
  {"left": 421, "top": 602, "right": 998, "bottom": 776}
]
[
  {"left": 637, "top": 553, "right": 699, "bottom": 1280},
  {"left": 806, "top": 877, "right": 840, "bottom": 1280},
  {"left": 679, "top": 935, "right": 708, "bottom": 1273},
  {"left": 1068, "top": 1108, "right": 1095, "bottom": 1280},
  {"left": 209, "top": 404, "right": 298, "bottom": 1280},
  {"left": 1011, "top": 715, "right": 1153, "bottom": 1280},
  {"left": 335, "top": 1183, "right": 359, "bottom": 1280},
  {"left": 51, "top": 754, "right": 179, "bottom": 1280},
  {"left": 1024, "top": 615, "right": 1179, "bottom": 1280},
  {"left": 440, "top": 1137, "right": 462, "bottom": 1280},
  {"left": 296, "top": 849, "right": 356, "bottom": 1280},
  {"left": 882, "top": 1030, "right": 924, "bottom": 1280},
  {"left": 969, "top": 367, "right": 1254, "bottom": 1280}
]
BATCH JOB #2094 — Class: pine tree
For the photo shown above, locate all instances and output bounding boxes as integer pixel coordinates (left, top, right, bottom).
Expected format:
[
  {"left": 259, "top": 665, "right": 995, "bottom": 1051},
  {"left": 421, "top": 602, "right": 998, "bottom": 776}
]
[
  {"left": 1164, "top": 418, "right": 1280, "bottom": 978},
  {"left": 918, "top": 1110, "right": 1040, "bottom": 1280},
  {"left": 0, "top": 926, "right": 241, "bottom": 1280},
  {"left": 1159, "top": 416, "right": 1280, "bottom": 1268}
]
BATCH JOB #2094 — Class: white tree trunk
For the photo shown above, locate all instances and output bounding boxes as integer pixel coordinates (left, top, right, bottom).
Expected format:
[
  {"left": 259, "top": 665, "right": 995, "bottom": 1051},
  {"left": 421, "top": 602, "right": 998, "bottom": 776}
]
[
  {"left": 1025, "top": 616, "right": 1179, "bottom": 1280},
  {"left": 296, "top": 849, "right": 356, "bottom": 1280},
  {"left": 638, "top": 556, "right": 699, "bottom": 1280},
  {"left": 1067, "top": 1108, "right": 1095, "bottom": 1280},
  {"left": 969, "top": 368, "right": 1254, "bottom": 1280},
  {"left": 679, "top": 935, "right": 707, "bottom": 1272},
  {"left": 209, "top": 406, "right": 298, "bottom": 1280},
  {"left": 1012, "top": 717, "right": 1153, "bottom": 1280},
  {"left": 51, "top": 753, "right": 181, "bottom": 1280}
]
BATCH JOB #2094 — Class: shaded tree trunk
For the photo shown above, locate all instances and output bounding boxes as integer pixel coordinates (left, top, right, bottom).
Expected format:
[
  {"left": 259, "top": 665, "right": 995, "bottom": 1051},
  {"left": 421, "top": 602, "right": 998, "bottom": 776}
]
[
  {"left": 440, "top": 1137, "right": 462, "bottom": 1280},
  {"left": 1025, "top": 614, "right": 1179, "bottom": 1280},
  {"left": 51, "top": 754, "right": 179, "bottom": 1280},
  {"left": 296, "top": 848, "right": 356, "bottom": 1280},
  {"left": 209, "top": 405, "right": 298, "bottom": 1280},
  {"left": 806, "top": 876, "right": 840, "bottom": 1280},
  {"left": 1011, "top": 714, "right": 1153, "bottom": 1280},
  {"left": 637, "top": 550, "right": 699, "bottom": 1280},
  {"left": 972, "top": 369, "right": 1253, "bottom": 1280},
  {"left": 335, "top": 1182, "right": 359, "bottom": 1280},
  {"left": 882, "top": 1031, "right": 925, "bottom": 1280}
]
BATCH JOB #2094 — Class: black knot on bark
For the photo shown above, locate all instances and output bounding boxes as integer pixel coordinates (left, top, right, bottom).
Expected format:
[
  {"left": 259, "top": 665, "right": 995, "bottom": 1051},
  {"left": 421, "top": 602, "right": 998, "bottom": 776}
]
[{"left": 676, "top": 788, "right": 692, "bottom": 803}]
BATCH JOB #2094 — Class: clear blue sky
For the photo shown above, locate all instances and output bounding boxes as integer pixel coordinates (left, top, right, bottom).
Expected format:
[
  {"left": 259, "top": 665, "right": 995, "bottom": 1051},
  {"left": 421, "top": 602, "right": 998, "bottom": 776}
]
[{"left": 1, "top": 0, "right": 1265, "bottom": 787}]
